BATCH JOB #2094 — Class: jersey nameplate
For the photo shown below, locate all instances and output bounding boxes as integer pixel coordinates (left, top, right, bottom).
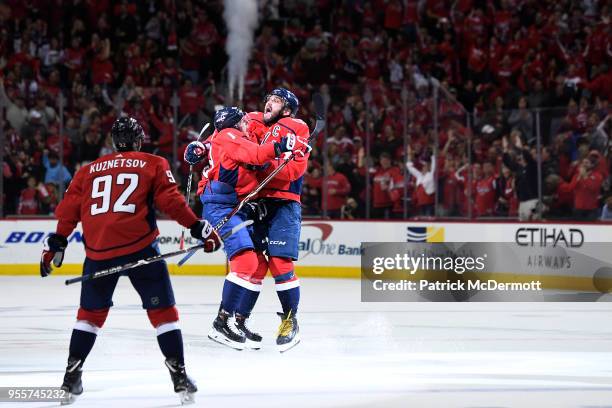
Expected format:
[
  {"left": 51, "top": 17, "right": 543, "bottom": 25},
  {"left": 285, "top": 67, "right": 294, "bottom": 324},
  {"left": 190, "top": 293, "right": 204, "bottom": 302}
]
[{"left": 89, "top": 159, "right": 147, "bottom": 174}]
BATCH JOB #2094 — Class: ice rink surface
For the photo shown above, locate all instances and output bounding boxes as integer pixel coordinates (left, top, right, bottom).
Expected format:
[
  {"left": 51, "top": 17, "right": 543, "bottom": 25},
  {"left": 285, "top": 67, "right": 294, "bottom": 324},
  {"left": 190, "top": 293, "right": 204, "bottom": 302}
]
[{"left": 1, "top": 276, "right": 612, "bottom": 408}]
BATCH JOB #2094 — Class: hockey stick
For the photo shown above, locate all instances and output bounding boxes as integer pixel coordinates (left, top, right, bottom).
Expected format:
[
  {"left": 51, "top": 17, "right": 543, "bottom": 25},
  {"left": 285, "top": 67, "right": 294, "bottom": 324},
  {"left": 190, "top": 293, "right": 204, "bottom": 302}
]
[
  {"left": 180, "top": 123, "right": 211, "bottom": 249},
  {"left": 177, "top": 93, "right": 326, "bottom": 266},
  {"left": 64, "top": 220, "right": 253, "bottom": 286}
]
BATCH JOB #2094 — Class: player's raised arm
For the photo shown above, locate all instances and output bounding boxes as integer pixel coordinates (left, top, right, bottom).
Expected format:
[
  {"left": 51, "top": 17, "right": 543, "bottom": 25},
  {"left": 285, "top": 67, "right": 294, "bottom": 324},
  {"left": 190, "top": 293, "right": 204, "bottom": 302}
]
[
  {"left": 223, "top": 128, "right": 297, "bottom": 165},
  {"left": 220, "top": 130, "right": 277, "bottom": 164},
  {"left": 184, "top": 107, "right": 297, "bottom": 167}
]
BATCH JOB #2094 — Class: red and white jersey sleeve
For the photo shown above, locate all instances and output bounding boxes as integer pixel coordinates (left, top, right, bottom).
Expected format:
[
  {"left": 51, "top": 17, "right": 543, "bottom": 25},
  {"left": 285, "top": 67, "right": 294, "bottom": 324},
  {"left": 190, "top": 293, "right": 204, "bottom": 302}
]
[
  {"left": 221, "top": 129, "right": 277, "bottom": 165},
  {"left": 201, "top": 128, "right": 277, "bottom": 197}
]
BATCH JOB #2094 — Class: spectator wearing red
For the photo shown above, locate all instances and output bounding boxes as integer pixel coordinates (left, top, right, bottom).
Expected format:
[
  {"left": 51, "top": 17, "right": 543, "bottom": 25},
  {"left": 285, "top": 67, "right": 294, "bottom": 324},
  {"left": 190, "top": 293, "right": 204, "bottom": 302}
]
[
  {"left": 179, "top": 38, "right": 200, "bottom": 83},
  {"left": 579, "top": 67, "right": 612, "bottom": 102},
  {"left": 384, "top": 0, "right": 403, "bottom": 32},
  {"left": 388, "top": 166, "right": 407, "bottom": 218},
  {"left": 407, "top": 148, "right": 436, "bottom": 216},
  {"left": 495, "top": 55, "right": 520, "bottom": 91},
  {"left": 495, "top": 165, "right": 518, "bottom": 217},
  {"left": 90, "top": 36, "right": 113, "bottom": 85},
  {"left": 584, "top": 25, "right": 610, "bottom": 67},
  {"left": 488, "top": 36, "right": 505, "bottom": 73},
  {"left": 493, "top": 2, "right": 513, "bottom": 42},
  {"left": 440, "top": 157, "right": 464, "bottom": 216},
  {"left": 303, "top": 164, "right": 323, "bottom": 216},
  {"left": 474, "top": 162, "right": 497, "bottom": 217},
  {"left": 326, "top": 104, "right": 345, "bottom": 130},
  {"left": 7, "top": 43, "right": 39, "bottom": 75},
  {"left": 62, "top": 37, "right": 86, "bottom": 81},
  {"left": 545, "top": 174, "right": 574, "bottom": 218},
  {"left": 17, "top": 176, "right": 43, "bottom": 215},
  {"left": 159, "top": 56, "right": 181, "bottom": 85},
  {"left": 321, "top": 162, "right": 351, "bottom": 219},
  {"left": 150, "top": 106, "right": 175, "bottom": 156},
  {"left": 463, "top": 8, "right": 487, "bottom": 46},
  {"left": 40, "top": 70, "right": 61, "bottom": 98},
  {"left": 326, "top": 125, "right": 354, "bottom": 155},
  {"left": 372, "top": 152, "right": 402, "bottom": 219},
  {"left": 561, "top": 153, "right": 604, "bottom": 220},
  {"left": 192, "top": 9, "right": 219, "bottom": 74},
  {"left": 467, "top": 37, "right": 487, "bottom": 83},
  {"left": 179, "top": 79, "right": 204, "bottom": 118}
]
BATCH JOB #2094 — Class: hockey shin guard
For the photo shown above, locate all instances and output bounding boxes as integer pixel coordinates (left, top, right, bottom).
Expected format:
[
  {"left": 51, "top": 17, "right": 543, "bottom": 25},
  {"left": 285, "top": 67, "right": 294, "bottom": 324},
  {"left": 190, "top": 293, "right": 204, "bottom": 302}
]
[
  {"left": 270, "top": 257, "right": 300, "bottom": 315},
  {"left": 225, "top": 250, "right": 261, "bottom": 315},
  {"left": 69, "top": 308, "right": 109, "bottom": 361},
  {"left": 148, "top": 307, "right": 184, "bottom": 364},
  {"left": 157, "top": 328, "right": 185, "bottom": 365},
  {"left": 236, "top": 251, "right": 267, "bottom": 316}
]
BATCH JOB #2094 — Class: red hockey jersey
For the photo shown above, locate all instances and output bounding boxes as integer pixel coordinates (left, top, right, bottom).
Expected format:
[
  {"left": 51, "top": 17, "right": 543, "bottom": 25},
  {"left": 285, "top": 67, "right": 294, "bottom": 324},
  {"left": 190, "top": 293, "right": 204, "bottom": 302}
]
[
  {"left": 55, "top": 151, "right": 198, "bottom": 260},
  {"left": 246, "top": 112, "right": 310, "bottom": 202},
  {"left": 197, "top": 127, "right": 278, "bottom": 197}
]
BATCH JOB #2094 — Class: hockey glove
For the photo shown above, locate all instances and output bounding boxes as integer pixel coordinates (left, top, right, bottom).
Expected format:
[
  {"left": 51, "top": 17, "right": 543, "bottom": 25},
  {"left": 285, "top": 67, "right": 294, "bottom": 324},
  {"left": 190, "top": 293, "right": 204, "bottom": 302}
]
[
  {"left": 190, "top": 220, "right": 222, "bottom": 252},
  {"left": 40, "top": 233, "right": 68, "bottom": 277},
  {"left": 294, "top": 135, "right": 313, "bottom": 157},
  {"left": 274, "top": 134, "right": 296, "bottom": 156},
  {"left": 244, "top": 200, "right": 268, "bottom": 221},
  {"left": 184, "top": 141, "right": 208, "bottom": 165}
]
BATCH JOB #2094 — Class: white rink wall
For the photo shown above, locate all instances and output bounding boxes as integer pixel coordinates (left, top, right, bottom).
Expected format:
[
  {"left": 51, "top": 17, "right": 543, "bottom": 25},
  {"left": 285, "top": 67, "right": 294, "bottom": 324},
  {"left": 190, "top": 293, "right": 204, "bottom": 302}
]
[{"left": 0, "top": 219, "right": 611, "bottom": 290}]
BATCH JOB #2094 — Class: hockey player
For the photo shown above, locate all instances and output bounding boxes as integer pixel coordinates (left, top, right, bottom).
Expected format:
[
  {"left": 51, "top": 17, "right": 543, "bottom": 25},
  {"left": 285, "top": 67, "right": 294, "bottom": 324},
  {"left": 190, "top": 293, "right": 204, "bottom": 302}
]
[
  {"left": 40, "top": 117, "right": 221, "bottom": 405},
  {"left": 241, "top": 88, "right": 311, "bottom": 352},
  {"left": 183, "top": 106, "right": 297, "bottom": 350}
]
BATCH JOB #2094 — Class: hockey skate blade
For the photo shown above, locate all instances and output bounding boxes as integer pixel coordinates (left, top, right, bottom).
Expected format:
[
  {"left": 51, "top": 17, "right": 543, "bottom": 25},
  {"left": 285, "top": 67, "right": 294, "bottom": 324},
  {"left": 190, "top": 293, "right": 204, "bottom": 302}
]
[
  {"left": 277, "top": 335, "right": 301, "bottom": 353},
  {"left": 208, "top": 329, "right": 245, "bottom": 351},
  {"left": 244, "top": 338, "right": 262, "bottom": 350},
  {"left": 179, "top": 390, "right": 196, "bottom": 405}
]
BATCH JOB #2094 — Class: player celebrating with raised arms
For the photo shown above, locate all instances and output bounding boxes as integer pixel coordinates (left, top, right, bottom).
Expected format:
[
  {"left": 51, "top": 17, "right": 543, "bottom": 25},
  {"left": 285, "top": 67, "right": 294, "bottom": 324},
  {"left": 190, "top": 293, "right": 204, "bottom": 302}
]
[
  {"left": 40, "top": 117, "right": 221, "bottom": 405},
  {"left": 243, "top": 88, "right": 311, "bottom": 352},
  {"left": 183, "top": 107, "right": 297, "bottom": 350}
]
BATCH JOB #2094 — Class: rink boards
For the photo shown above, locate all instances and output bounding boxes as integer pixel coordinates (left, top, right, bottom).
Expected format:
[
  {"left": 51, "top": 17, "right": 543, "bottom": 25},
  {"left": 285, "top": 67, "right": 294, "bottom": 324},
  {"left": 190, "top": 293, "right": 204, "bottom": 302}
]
[{"left": 0, "top": 219, "right": 610, "bottom": 290}]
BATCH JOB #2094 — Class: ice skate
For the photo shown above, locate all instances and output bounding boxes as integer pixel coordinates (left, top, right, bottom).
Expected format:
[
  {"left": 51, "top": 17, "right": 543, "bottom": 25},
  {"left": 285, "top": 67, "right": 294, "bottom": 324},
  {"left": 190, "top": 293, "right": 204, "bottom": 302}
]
[
  {"left": 208, "top": 309, "right": 246, "bottom": 350},
  {"left": 60, "top": 356, "right": 83, "bottom": 405},
  {"left": 165, "top": 358, "right": 197, "bottom": 405},
  {"left": 235, "top": 313, "right": 262, "bottom": 350},
  {"left": 276, "top": 311, "right": 300, "bottom": 353}
]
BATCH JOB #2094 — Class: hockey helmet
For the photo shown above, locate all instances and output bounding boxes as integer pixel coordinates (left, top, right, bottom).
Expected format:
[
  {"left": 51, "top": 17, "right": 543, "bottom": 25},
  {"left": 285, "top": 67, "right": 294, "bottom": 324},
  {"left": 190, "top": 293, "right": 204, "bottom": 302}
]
[
  {"left": 111, "top": 116, "right": 145, "bottom": 151},
  {"left": 266, "top": 88, "right": 299, "bottom": 116},
  {"left": 214, "top": 106, "right": 245, "bottom": 131}
]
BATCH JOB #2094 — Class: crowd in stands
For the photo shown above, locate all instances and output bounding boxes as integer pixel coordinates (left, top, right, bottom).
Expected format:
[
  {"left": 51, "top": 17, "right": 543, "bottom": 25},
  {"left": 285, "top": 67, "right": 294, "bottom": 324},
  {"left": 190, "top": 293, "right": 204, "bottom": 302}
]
[{"left": 1, "top": 0, "right": 610, "bottom": 221}]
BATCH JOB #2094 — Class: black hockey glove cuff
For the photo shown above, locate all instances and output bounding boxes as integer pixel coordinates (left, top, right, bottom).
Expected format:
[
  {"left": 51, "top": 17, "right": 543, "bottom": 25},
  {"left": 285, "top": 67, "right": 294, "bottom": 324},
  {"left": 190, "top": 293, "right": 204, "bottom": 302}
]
[{"left": 40, "top": 234, "right": 68, "bottom": 277}]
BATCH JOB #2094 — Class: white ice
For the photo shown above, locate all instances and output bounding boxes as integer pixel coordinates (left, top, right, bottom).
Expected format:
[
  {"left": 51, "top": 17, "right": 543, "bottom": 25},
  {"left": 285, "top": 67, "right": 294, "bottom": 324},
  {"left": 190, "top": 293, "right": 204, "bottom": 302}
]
[{"left": 1, "top": 276, "right": 612, "bottom": 407}]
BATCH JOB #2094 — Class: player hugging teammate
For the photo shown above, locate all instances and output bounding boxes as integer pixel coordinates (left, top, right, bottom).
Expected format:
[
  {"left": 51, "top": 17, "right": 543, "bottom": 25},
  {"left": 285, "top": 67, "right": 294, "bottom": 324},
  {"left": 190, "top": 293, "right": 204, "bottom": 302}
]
[{"left": 185, "top": 88, "right": 310, "bottom": 352}]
